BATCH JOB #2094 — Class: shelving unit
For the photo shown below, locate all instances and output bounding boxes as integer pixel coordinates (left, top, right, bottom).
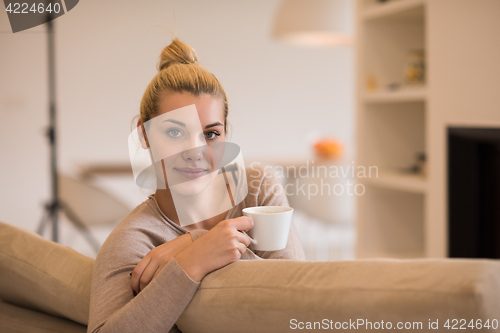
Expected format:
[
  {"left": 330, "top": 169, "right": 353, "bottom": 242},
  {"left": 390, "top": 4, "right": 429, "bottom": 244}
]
[
  {"left": 355, "top": 0, "right": 500, "bottom": 259},
  {"left": 356, "top": 0, "right": 427, "bottom": 259}
]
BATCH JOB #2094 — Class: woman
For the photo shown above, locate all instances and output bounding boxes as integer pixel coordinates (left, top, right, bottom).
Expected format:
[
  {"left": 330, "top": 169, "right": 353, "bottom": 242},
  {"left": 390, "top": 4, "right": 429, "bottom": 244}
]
[{"left": 88, "top": 38, "right": 306, "bottom": 333}]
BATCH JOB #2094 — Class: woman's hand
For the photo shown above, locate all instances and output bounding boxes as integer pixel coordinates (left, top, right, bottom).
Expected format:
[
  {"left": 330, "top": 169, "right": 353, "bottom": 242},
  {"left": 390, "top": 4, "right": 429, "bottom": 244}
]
[
  {"left": 174, "top": 217, "right": 254, "bottom": 283},
  {"left": 130, "top": 233, "right": 192, "bottom": 294}
]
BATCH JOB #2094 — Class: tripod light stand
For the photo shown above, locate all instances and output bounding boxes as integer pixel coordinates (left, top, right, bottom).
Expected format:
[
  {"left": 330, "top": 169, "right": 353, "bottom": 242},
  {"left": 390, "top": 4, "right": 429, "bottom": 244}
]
[{"left": 35, "top": 13, "right": 102, "bottom": 253}]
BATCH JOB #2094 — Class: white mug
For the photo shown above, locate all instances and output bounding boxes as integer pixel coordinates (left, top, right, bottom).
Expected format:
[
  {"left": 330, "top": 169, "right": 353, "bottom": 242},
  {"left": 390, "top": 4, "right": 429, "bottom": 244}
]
[{"left": 242, "top": 206, "right": 294, "bottom": 251}]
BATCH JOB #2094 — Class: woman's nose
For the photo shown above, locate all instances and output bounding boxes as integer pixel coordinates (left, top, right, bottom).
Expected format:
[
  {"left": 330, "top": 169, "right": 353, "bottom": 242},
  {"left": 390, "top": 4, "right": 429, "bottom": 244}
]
[{"left": 182, "top": 147, "right": 203, "bottom": 161}]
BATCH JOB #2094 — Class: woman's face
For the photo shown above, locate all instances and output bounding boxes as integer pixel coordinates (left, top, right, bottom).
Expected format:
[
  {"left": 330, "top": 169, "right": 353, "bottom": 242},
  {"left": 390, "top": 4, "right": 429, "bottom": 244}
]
[{"left": 143, "top": 92, "right": 226, "bottom": 196}]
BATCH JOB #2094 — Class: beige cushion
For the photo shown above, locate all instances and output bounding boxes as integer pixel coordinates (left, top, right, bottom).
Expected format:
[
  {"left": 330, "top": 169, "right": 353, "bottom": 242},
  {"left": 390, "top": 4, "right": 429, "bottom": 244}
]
[
  {"left": 0, "top": 221, "right": 93, "bottom": 325},
  {"left": 177, "top": 258, "right": 500, "bottom": 333},
  {"left": 0, "top": 300, "right": 87, "bottom": 333}
]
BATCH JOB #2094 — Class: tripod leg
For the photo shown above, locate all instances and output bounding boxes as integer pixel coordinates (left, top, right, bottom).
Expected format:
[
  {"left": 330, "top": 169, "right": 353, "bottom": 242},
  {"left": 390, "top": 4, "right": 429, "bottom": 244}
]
[
  {"left": 36, "top": 204, "right": 50, "bottom": 236},
  {"left": 60, "top": 202, "right": 101, "bottom": 253}
]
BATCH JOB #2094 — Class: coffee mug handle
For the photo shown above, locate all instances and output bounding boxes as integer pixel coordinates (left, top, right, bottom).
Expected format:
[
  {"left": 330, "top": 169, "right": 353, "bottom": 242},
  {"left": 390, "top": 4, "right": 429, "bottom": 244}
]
[{"left": 240, "top": 230, "right": 258, "bottom": 245}]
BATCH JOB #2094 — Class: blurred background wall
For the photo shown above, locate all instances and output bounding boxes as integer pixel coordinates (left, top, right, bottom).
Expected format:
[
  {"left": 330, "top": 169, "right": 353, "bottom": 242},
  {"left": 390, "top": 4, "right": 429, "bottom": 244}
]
[{"left": 0, "top": 0, "right": 354, "bottom": 255}]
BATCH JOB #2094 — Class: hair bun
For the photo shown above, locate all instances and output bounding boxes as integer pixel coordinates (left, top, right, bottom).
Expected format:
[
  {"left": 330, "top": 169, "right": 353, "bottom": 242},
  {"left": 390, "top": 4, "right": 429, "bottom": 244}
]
[{"left": 158, "top": 38, "right": 198, "bottom": 71}]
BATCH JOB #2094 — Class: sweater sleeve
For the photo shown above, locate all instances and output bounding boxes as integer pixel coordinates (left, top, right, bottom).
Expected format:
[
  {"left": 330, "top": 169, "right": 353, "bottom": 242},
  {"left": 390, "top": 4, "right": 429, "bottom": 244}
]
[
  {"left": 187, "top": 228, "right": 208, "bottom": 242},
  {"left": 250, "top": 167, "right": 307, "bottom": 261},
  {"left": 88, "top": 228, "right": 200, "bottom": 333}
]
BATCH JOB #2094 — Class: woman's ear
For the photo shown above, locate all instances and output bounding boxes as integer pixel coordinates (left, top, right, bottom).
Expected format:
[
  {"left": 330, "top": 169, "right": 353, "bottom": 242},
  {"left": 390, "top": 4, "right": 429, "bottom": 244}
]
[{"left": 137, "top": 119, "right": 150, "bottom": 150}]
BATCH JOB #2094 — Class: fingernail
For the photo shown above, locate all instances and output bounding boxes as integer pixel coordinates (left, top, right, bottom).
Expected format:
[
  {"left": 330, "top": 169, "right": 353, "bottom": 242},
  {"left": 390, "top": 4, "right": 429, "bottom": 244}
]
[{"left": 133, "top": 290, "right": 137, "bottom": 297}]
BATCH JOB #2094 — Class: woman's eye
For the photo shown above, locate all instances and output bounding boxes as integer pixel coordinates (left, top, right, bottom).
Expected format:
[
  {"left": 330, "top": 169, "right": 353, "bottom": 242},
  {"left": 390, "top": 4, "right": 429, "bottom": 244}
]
[
  {"left": 205, "top": 131, "right": 220, "bottom": 140},
  {"left": 167, "top": 129, "right": 183, "bottom": 138}
]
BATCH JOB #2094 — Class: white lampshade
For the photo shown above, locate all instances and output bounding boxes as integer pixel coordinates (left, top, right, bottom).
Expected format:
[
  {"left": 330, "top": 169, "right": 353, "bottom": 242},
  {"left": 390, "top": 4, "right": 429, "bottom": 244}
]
[{"left": 273, "top": 0, "right": 354, "bottom": 46}]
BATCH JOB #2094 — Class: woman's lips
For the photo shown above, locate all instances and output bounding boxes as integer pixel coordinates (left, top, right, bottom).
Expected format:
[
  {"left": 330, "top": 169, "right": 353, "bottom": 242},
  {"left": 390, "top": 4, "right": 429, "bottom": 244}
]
[{"left": 174, "top": 167, "right": 208, "bottom": 179}]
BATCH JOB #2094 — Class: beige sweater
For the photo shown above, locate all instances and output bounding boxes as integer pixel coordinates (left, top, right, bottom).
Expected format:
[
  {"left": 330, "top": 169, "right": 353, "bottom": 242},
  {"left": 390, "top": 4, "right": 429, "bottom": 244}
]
[{"left": 88, "top": 165, "right": 306, "bottom": 333}]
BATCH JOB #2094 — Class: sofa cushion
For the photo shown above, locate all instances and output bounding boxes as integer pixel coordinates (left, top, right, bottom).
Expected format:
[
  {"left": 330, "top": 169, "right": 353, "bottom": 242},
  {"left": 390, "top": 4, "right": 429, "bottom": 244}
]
[
  {"left": 0, "top": 300, "right": 87, "bottom": 333},
  {"left": 176, "top": 258, "right": 500, "bottom": 333},
  {"left": 0, "top": 221, "right": 93, "bottom": 325}
]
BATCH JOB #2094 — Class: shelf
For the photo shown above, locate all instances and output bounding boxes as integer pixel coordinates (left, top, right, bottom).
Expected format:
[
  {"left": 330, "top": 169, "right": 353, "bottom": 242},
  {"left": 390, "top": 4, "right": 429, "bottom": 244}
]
[
  {"left": 364, "top": 169, "right": 427, "bottom": 194},
  {"left": 363, "top": 0, "right": 425, "bottom": 21},
  {"left": 363, "top": 87, "right": 427, "bottom": 104},
  {"left": 364, "top": 88, "right": 426, "bottom": 103}
]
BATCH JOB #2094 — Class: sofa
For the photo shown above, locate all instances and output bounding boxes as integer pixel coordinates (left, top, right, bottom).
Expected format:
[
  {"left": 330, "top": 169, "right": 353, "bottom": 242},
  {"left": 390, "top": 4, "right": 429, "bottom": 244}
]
[{"left": 1, "top": 220, "right": 499, "bottom": 333}]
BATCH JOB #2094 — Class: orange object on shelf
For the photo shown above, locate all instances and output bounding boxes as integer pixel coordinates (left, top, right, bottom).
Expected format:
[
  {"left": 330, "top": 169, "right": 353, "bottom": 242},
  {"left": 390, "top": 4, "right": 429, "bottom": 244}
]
[
  {"left": 366, "top": 74, "right": 378, "bottom": 91},
  {"left": 313, "top": 138, "right": 343, "bottom": 160}
]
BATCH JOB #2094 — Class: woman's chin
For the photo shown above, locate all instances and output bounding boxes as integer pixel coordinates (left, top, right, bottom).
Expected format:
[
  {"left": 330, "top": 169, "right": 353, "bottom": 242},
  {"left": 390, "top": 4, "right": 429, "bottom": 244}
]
[{"left": 169, "top": 178, "right": 212, "bottom": 196}]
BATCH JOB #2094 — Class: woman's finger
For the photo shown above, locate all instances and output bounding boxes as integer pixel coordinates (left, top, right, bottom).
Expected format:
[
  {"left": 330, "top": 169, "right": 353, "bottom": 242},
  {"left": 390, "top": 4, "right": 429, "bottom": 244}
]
[
  {"left": 230, "top": 216, "right": 254, "bottom": 232},
  {"left": 236, "top": 241, "right": 247, "bottom": 255},
  {"left": 235, "top": 231, "right": 252, "bottom": 247},
  {"left": 152, "top": 260, "right": 169, "bottom": 280},
  {"left": 130, "top": 255, "right": 151, "bottom": 293},
  {"left": 139, "top": 259, "right": 160, "bottom": 292}
]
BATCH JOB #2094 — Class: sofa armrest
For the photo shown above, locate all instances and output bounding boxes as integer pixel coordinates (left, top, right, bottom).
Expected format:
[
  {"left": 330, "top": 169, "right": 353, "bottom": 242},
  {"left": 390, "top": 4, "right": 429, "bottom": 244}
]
[
  {"left": 0, "top": 221, "right": 93, "bottom": 325},
  {"left": 177, "top": 258, "right": 500, "bottom": 333}
]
